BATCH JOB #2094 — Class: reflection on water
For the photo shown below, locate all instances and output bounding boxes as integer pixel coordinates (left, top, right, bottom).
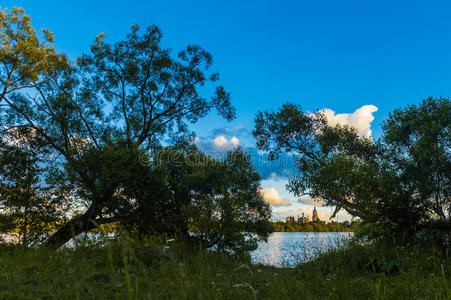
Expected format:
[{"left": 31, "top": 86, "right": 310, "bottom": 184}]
[{"left": 251, "top": 232, "right": 353, "bottom": 267}]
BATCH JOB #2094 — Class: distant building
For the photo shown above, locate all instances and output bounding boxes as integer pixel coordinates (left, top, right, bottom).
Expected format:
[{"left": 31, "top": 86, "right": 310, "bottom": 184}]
[
  {"left": 297, "top": 212, "right": 309, "bottom": 224},
  {"left": 312, "top": 207, "right": 319, "bottom": 222}
]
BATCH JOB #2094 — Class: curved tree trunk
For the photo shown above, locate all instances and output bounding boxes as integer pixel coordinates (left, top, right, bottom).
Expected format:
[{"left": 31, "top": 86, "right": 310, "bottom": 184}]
[{"left": 40, "top": 203, "right": 104, "bottom": 249}]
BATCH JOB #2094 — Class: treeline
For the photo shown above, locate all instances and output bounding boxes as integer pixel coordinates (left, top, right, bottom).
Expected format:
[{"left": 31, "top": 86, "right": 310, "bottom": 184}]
[{"left": 271, "top": 219, "right": 360, "bottom": 232}]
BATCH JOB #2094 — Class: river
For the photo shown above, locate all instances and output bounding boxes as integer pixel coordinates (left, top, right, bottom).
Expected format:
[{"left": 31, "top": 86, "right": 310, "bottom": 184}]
[{"left": 251, "top": 232, "right": 353, "bottom": 267}]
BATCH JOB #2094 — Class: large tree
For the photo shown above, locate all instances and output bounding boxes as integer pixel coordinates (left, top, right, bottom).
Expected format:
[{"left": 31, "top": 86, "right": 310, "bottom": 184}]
[
  {"left": 382, "top": 97, "right": 450, "bottom": 224},
  {"left": 253, "top": 103, "right": 376, "bottom": 218},
  {"left": 254, "top": 99, "right": 450, "bottom": 243},
  {"left": 0, "top": 8, "right": 236, "bottom": 248}
]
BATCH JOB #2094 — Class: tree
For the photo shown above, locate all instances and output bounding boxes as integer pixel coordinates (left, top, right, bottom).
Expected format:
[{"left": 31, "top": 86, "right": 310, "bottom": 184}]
[
  {"left": 253, "top": 103, "right": 376, "bottom": 218},
  {"left": 0, "top": 7, "right": 63, "bottom": 101},
  {"left": 254, "top": 99, "right": 450, "bottom": 244},
  {"left": 187, "top": 148, "right": 272, "bottom": 255},
  {"left": 0, "top": 8, "right": 236, "bottom": 248},
  {"left": 0, "top": 136, "right": 64, "bottom": 247},
  {"left": 382, "top": 97, "right": 450, "bottom": 224}
]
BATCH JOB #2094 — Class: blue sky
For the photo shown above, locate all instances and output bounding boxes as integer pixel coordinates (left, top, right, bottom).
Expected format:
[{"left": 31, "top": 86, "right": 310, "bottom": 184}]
[{"left": 6, "top": 0, "right": 451, "bottom": 220}]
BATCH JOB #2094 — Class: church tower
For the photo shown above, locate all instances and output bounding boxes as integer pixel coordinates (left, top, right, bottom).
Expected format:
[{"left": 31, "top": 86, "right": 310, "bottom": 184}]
[{"left": 313, "top": 207, "right": 318, "bottom": 222}]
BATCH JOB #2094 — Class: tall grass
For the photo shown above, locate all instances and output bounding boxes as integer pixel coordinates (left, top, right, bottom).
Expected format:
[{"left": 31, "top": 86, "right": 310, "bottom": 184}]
[{"left": 0, "top": 235, "right": 449, "bottom": 299}]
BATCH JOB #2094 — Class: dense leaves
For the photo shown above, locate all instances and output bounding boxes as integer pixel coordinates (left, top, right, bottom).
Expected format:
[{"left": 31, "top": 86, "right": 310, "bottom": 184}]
[
  {"left": 254, "top": 99, "right": 450, "bottom": 245},
  {"left": 0, "top": 8, "right": 271, "bottom": 252},
  {"left": 382, "top": 97, "right": 450, "bottom": 223},
  {"left": 0, "top": 139, "right": 64, "bottom": 246},
  {"left": 119, "top": 147, "right": 272, "bottom": 256},
  {"left": 254, "top": 103, "right": 376, "bottom": 217},
  {"left": 0, "top": 7, "right": 63, "bottom": 98}
]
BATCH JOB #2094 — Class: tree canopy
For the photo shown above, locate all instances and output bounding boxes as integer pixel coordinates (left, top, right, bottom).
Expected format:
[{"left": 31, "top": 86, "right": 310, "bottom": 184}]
[
  {"left": 254, "top": 98, "right": 450, "bottom": 245},
  {"left": 0, "top": 8, "right": 271, "bottom": 252}
]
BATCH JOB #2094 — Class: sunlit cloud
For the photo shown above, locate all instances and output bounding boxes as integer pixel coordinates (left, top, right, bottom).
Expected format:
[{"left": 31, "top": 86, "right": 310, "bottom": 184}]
[
  {"left": 320, "top": 105, "right": 378, "bottom": 138},
  {"left": 260, "top": 187, "right": 290, "bottom": 206},
  {"left": 297, "top": 195, "right": 325, "bottom": 207},
  {"left": 194, "top": 134, "right": 241, "bottom": 153},
  {"left": 212, "top": 135, "right": 240, "bottom": 150}
]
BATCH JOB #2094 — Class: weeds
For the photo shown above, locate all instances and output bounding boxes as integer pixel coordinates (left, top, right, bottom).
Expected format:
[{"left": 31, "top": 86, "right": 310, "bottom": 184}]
[{"left": 0, "top": 236, "right": 449, "bottom": 299}]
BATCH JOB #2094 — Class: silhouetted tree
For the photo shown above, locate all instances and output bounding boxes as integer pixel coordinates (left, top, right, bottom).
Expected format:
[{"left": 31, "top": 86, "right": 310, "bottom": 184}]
[
  {"left": 0, "top": 8, "right": 236, "bottom": 248},
  {"left": 254, "top": 98, "right": 450, "bottom": 245}
]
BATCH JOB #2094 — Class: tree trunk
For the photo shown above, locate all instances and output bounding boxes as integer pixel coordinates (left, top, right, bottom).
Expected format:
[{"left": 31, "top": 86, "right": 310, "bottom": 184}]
[{"left": 40, "top": 203, "right": 102, "bottom": 249}]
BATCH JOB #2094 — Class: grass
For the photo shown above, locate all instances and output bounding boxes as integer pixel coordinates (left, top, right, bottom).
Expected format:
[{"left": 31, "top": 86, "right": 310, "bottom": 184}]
[{"left": 0, "top": 235, "right": 449, "bottom": 299}]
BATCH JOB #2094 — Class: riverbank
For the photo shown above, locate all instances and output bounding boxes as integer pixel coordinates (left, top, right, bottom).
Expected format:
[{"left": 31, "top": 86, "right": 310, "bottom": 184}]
[
  {"left": 0, "top": 238, "right": 449, "bottom": 299},
  {"left": 270, "top": 220, "right": 360, "bottom": 232}
]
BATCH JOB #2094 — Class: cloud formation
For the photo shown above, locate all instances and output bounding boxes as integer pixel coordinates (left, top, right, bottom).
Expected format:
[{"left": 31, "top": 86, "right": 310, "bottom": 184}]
[
  {"left": 320, "top": 105, "right": 378, "bottom": 138},
  {"left": 297, "top": 195, "right": 325, "bottom": 207},
  {"left": 194, "top": 134, "right": 241, "bottom": 153},
  {"left": 212, "top": 135, "right": 240, "bottom": 150},
  {"left": 260, "top": 187, "right": 291, "bottom": 206}
]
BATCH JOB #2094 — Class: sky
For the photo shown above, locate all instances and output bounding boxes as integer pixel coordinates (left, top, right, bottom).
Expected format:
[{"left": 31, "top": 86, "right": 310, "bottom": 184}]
[{"left": 5, "top": 0, "right": 451, "bottom": 221}]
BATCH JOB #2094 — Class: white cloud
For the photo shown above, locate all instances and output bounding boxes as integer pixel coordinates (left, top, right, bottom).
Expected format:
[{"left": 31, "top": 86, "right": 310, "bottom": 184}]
[
  {"left": 230, "top": 136, "right": 240, "bottom": 145},
  {"left": 260, "top": 187, "right": 290, "bottom": 206},
  {"left": 194, "top": 135, "right": 241, "bottom": 153},
  {"left": 212, "top": 135, "right": 240, "bottom": 150},
  {"left": 297, "top": 195, "right": 325, "bottom": 207},
  {"left": 320, "top": 105, "right": 378, "bottom": 138}
]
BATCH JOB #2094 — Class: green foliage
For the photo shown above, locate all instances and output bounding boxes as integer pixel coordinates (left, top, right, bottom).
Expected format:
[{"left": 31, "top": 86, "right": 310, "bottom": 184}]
[
  {"left": 0, "top": 7, "right": 237, "bottom": 249},
  {"left": 0, "top": 238, "right": 448, "bottom": 299},
  {"left": 254, "top": 98, "right": 450, "bottom": 246},
  {"left": 0, "top": 7, "right": 64, "bottom": 97},
  {"left": 118, "top": 147, "right": 273, "bottom": 256},
  {"left": 254, "top": 103, "right": 376, "bottom": 217},
  {"left": 76, "top": 24, "right": 235, "bottom": 145},
  {"left": 0, "top": 139, "right": 64, "bottom": 246},
  {"left": 183, "top": 148, "right": 273, "bottom": 255},
  {"left": 382, "top": 97, "right": 450, "bottom": 223}
]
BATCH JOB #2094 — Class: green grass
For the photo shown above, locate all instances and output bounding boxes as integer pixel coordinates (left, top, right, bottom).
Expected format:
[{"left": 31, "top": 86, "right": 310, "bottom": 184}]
[{"left": 0, "top": 236, "right": 449, "bottom": 299}]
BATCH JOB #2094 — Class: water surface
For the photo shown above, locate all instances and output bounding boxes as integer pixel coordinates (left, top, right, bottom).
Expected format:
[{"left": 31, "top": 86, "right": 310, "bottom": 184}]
[{"left": 251, "top": 232, "right": 353, "bottom": 267}]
